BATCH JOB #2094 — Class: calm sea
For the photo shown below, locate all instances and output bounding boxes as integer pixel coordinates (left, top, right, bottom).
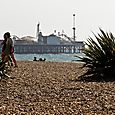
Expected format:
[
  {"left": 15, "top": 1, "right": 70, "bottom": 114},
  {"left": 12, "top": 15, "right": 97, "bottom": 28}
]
[{"left": 15, "top": 53, "right": 83, "bottom": 62}]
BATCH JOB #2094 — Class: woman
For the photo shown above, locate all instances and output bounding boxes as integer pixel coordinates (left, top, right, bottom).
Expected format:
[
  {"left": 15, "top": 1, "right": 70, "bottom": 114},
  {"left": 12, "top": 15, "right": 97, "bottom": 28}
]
[{"left": 1, "top": 32, "right": 18, "bottom": 67}]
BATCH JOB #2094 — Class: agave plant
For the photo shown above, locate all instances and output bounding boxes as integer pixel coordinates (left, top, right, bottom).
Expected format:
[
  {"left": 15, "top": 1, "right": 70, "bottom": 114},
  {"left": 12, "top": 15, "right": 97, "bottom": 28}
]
[{"left": 77, "top": 28, "right": 115, "bottom": 79}]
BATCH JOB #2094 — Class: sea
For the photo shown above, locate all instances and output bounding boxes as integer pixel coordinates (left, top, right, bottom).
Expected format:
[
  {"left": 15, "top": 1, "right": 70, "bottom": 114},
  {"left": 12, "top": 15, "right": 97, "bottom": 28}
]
[{"left": 15, "top": 53, "right": 83, "bottom": 62}]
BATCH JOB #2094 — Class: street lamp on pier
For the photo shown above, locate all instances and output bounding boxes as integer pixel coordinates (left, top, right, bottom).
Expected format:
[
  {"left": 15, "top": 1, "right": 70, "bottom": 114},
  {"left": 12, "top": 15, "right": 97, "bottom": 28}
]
[{"left": 73, "top": 14, "right": 76, "bottom": 53}]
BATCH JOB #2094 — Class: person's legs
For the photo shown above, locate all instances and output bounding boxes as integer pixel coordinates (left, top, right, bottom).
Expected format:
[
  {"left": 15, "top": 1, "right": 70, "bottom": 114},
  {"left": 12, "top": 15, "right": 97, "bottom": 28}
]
[
  {"left": 1, "top": 52, "right": 5, "bottom": 61},
  {"left": 10, "top": 53, "right": 18, "bottom": 67},
  {"left": 8, "top": 55, "right": 13, "bottom": 66}
]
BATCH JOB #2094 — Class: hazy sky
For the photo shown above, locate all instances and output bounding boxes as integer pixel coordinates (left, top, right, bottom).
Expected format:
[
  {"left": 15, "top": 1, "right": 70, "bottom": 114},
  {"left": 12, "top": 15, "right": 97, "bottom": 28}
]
[{"left": 0, "top": 0, "right": 115, "bottom": 41}]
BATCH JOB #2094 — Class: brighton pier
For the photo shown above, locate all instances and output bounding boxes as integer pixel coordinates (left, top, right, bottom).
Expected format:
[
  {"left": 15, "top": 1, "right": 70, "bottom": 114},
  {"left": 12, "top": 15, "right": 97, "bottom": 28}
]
[
  {"left": 14, "top": 42, "right": 84, "bottom": 54},
  {"left": 0, "top": 19, "right": 85, "bottom": 54}
]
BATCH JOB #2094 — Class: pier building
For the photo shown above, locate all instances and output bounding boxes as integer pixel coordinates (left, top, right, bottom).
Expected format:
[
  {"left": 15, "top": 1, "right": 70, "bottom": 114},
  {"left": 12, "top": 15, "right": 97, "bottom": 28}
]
[
  {"left": 0, "top": 34, "right": 84, "bottom": 54},
  {"left": 0, "top": 17, "right": 85, "bottom": 54}
]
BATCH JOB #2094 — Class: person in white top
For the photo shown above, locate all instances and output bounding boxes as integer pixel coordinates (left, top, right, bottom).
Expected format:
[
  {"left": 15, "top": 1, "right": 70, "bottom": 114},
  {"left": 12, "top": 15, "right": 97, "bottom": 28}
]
[{"left": 2, "top": 32, "right": 18, "bottom": 67}]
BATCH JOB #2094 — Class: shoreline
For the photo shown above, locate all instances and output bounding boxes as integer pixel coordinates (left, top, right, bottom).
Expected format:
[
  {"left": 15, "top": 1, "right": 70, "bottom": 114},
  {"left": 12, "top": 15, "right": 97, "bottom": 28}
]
[{"left": 14, "top": 53, "right": 81, "bottom": 62}]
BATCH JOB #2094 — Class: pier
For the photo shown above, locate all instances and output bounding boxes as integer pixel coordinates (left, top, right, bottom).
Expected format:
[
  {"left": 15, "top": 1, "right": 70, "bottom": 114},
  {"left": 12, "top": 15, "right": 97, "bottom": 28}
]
[{"left": 14, "top": 42, "right": 84, "bottom": 54}]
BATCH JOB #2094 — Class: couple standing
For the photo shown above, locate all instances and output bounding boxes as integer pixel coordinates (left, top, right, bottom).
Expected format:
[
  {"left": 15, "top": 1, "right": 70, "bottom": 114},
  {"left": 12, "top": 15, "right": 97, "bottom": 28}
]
[{"left": 1, "top": 32, "right": 18, "bottom": 67}]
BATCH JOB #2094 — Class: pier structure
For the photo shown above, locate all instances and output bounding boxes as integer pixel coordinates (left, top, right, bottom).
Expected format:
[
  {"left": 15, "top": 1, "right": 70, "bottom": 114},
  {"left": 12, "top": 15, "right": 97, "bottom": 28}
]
[
  {"left": 73, "top": 14, "right": 76, "bottom": 53},
  {"left": 14, "top": 42, "right": 84, "bottom": 54},
  {"left": 0, "top": 15, "right": 85, "bottom": 54}
]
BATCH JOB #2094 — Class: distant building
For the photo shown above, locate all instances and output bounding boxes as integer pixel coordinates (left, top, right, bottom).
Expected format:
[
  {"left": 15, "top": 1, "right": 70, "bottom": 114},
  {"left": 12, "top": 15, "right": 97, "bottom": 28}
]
[
  {"left": 12, "top": 36, "right": 37, "bottom": 45},
  {"left": 47, "top": 34, "right": 60, "bottom": 45},
  {"left": 37, "top": 23, "right": 74, "bottom": 45},
  {"left": 0, "top": 23, "right": 85, "bottom": 54},
  {"left": 38, "top": 33, "right": 61, "bottom": 45}
]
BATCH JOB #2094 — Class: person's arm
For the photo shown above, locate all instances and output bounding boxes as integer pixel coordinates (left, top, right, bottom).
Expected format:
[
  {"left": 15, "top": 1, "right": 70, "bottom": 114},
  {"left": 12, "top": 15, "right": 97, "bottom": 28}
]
[{"left": 1, "top": 40, "right": 5, "bottom": 45}]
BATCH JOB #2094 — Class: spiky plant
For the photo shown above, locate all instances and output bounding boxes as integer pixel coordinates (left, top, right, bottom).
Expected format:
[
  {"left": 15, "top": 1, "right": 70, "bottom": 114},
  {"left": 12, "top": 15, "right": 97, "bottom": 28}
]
[{"left": 77, "top": 29, "right": 115, "bottom": 79}]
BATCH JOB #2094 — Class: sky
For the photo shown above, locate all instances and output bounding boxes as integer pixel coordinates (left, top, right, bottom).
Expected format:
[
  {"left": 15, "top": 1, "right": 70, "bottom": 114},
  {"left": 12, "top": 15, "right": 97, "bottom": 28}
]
[{"left": 0, "top": 0, "right": 115, "bottom": 41}]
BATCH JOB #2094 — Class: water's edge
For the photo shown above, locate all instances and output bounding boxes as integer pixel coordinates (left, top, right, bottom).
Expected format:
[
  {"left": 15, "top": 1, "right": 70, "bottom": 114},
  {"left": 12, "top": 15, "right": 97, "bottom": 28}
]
[{"left": 15, "top": 53, "right": 83, "bottom": 62}]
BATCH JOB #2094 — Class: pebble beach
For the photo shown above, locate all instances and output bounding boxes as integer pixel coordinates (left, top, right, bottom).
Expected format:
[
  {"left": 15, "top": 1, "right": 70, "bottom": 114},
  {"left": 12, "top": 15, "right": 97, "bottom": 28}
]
[{"left": 0, "top": 61, "right": 115, "bottom": 114}]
